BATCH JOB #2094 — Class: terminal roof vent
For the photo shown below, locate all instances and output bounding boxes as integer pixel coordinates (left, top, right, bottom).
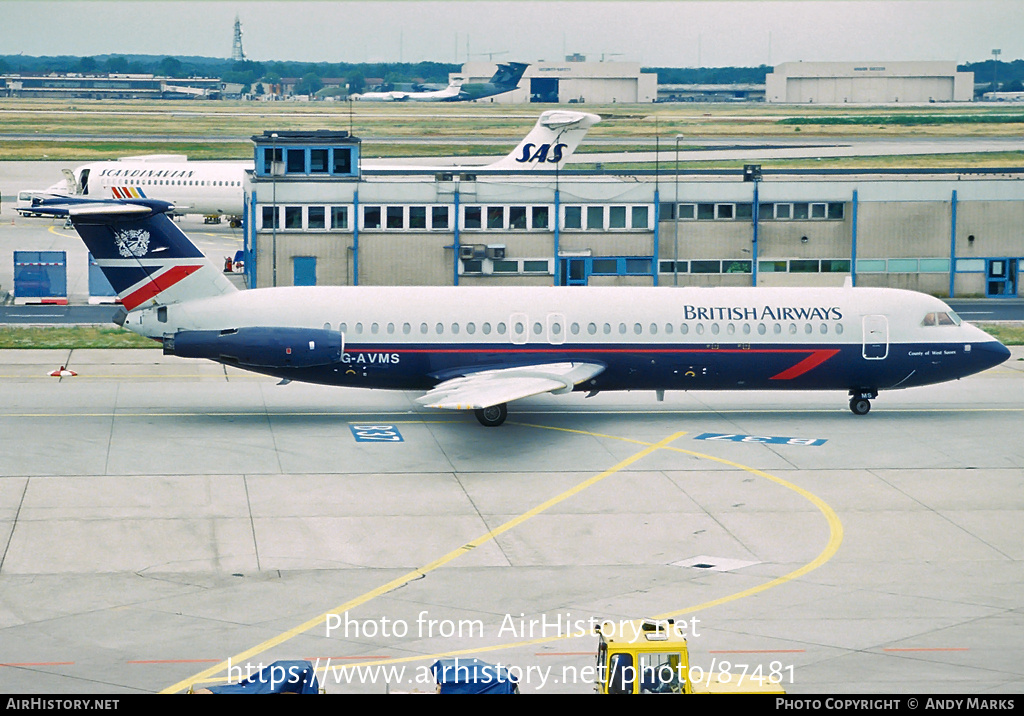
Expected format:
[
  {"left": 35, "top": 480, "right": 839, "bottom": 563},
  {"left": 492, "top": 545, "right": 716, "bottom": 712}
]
[{"left": 672, "top": 555, "right": 761, "bottom": 572}]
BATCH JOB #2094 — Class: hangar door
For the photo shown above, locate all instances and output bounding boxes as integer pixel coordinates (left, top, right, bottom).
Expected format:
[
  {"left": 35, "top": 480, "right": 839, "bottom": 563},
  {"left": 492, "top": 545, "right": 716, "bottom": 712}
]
[{"left": 531, "top": 78, "right": 559, "bottom": 103}]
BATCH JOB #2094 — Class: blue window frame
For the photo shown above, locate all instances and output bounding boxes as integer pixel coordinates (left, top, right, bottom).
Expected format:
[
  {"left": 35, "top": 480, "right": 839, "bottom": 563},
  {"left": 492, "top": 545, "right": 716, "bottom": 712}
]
[{"left": 256, "top": 145, "right": 358, "bottom": 177}]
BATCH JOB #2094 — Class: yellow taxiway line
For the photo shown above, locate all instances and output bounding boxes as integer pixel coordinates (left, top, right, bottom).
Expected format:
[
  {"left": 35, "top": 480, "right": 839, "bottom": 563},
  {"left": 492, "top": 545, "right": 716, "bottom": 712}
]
[{"left": 162, "top": 429, "right": 687, "bottom": 693}]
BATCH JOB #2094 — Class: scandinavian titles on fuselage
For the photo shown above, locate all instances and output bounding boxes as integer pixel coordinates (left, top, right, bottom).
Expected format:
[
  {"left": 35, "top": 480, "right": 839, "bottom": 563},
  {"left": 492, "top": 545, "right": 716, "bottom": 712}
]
[
  {"left": 97, "top": 168, "right": 197, "bottom": 179},
  {"left": 681, "top": 305, "right": 844, "bottom": 322}
]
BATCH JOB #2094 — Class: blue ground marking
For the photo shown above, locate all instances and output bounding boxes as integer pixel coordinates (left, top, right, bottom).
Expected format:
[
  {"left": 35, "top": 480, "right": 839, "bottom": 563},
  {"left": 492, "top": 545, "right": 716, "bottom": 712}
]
[
  {"left": 349, "top": 424, "right": 404, "bottom": 442},
  {"left": 693, "top": 432, "right": 827, "bottom": 447}
]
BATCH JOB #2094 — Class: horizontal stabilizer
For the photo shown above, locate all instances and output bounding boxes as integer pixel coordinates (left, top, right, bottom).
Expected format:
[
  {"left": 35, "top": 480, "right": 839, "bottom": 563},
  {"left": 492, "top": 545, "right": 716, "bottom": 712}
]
[
  {"left": 30, "top": 197, "right": 175, "bottom": 218},
  {"left": 71, "top": 202, "right": 156, "bottom": 216},
  {"left": 418, "top": 362, "right": 605, "bottom": 410}
]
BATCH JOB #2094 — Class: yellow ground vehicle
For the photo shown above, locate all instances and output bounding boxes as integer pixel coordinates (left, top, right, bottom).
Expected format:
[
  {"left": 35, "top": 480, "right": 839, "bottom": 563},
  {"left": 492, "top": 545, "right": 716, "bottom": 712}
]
[{"left": 595, "top": 619, "right": 785, "bottom": 694}]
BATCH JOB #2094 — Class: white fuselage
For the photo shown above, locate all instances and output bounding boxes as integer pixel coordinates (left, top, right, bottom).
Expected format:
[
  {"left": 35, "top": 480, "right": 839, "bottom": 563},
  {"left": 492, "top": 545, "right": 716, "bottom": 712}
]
[
  {"left": 49, "top": 161, "right": 248, "bottom": 216},
  {"left": 351, "top": 85, "right": 462, "bottom": 102},
  {"left": 124, "top": 283, "right": 1006, "bottom": 395},
  {"left": 130, "top": 284, "right": 973, "bottom": 346}
]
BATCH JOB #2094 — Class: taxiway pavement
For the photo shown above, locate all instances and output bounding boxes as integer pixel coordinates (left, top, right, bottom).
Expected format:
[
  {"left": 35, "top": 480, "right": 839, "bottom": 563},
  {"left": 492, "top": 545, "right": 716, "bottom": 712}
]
[{"left": 0, "top": 348, "right": 1021, "bottom": 693}]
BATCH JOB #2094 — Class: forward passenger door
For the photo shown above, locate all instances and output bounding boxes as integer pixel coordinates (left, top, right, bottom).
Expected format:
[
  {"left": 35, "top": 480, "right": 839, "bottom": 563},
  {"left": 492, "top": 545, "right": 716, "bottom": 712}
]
[{"left": 862, "top": 315, "right": 889, "bottom": 360}]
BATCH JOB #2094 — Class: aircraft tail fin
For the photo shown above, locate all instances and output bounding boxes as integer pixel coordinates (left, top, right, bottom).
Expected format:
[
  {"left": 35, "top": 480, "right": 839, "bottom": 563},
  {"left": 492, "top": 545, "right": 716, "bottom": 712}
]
[
  {"left": 34, "top": 198, "right": 237, "bottom": 311},
  {"left": 486, "top": 110, "right": 601, "bottom": 170},
  {"left": 490, "top": 62, "right": 530, "bottom": 88}
]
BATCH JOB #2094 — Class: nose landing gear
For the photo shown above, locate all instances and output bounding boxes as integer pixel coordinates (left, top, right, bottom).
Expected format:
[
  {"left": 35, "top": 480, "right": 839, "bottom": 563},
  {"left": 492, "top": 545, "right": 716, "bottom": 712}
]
[{"left": 848, "top": 389, "right": 878, "bottom": 416}]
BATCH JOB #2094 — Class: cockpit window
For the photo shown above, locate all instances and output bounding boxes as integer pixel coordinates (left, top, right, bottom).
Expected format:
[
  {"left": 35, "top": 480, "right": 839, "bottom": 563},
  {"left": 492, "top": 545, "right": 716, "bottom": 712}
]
[{"left": 922, "top": 311, "right": 961, "bottom": 327}]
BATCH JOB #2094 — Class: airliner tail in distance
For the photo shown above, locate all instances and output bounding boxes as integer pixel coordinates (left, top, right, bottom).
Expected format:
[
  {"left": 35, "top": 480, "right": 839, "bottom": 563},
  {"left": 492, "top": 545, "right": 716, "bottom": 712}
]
[
  {"left": 485, "top": 110, "right": 601, "bottom": 170},
  {"left": 34, "top": 197, "right": 1011, "bottom": 427},
  {"left": 362, "top": 110, "right": 601, "bottom": 172}
]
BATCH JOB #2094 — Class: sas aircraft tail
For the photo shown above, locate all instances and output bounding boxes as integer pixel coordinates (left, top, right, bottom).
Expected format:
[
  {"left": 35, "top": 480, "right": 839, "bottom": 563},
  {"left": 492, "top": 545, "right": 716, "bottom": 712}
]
[
  {"left": 486, "top": 110, "right": 601, "bottom": 170},
  {"left": 34, "top": 198, "right": 236, "bottom": 311}
]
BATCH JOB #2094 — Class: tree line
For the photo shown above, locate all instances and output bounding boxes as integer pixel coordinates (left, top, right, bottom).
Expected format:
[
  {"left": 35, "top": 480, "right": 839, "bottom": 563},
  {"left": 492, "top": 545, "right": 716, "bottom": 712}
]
[{"left": 2, "top": 54, "right": 1022, "bottom": 95}]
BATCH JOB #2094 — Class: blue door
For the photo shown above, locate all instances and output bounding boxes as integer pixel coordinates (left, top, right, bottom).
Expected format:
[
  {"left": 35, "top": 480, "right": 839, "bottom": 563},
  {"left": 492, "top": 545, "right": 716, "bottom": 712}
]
[
  {"left": 293, "top": 256, "right": 317, "bottom": 286},
  {"left": 560, "top": 258, "right": 588, "bottom": 286},
  {"left": 985, "top": 258, "right": 1017, "bottom": 297}
]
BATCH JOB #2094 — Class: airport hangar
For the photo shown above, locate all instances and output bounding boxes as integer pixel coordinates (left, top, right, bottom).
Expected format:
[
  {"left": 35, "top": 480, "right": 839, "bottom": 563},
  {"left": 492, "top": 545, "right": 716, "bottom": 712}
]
[
  {"left": 765, "top": 61, "right": 975, "bottom": 104},
  {"left": 242, "top": 130, "right": 1023, "bottom": 301},
  {"left": 444, "top": 60, "right": 969, "bottom": 105}
]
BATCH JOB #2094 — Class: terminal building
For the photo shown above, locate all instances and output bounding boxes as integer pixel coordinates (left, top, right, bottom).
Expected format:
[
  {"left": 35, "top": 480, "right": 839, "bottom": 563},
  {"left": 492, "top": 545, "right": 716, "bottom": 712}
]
[
  {"left": 765, "top": 61, "right": 974, "bottom": 103},
  {"left": 0, "top": 73, "right": 224, "bottom": 99},
  {"left": 243, "top": 131, "right": 1023, "bottom": 299}
]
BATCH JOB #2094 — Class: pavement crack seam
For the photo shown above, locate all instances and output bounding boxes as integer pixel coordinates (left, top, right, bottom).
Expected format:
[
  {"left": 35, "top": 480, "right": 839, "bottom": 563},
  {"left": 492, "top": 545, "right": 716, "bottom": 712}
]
[{"left": 0, "top": 477, "right": 29, "bottom": 574}]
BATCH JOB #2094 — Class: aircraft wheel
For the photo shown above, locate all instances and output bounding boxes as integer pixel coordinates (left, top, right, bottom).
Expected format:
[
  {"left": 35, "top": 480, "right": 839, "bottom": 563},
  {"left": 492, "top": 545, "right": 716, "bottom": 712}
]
[
  {"left": 475, "top": 403, "right": 508, "bottom": 427},
  {"left": 849, "top": 397, "right": 871, "bottom": 416}
]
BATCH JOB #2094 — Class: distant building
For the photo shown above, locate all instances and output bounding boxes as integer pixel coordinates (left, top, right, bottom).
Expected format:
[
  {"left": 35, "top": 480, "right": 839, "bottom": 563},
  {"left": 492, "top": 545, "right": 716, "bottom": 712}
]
[
  {"left": 657, "top": 84, "right": 765, "bottom": 103},
  {"left": 453, "top": 61, "right": 657, "bottom": 104},
  {"left": 242, "top": 129, "right": 1024, "bottom": 299},
  {"left": 0, "top": 73, "right": 222, "bottom": 99},
  {"left": 765, "top": 62, "right": 974, "bottom": 103}
]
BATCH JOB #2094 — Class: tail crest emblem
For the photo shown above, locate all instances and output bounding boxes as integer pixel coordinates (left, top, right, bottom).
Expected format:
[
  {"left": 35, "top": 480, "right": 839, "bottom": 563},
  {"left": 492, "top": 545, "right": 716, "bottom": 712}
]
[{"left": 114, "top": 229, "right": 151, "bottom": 258}]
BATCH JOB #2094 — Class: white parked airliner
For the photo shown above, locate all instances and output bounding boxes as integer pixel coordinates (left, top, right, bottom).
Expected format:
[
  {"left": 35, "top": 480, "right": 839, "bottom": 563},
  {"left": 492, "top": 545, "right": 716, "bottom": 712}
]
[
  {"left": 36, "top": 197, "right": 1011, "bottom": 426},
  {"left": 29, "top": 110, "right": 601, "bottom": 220}
]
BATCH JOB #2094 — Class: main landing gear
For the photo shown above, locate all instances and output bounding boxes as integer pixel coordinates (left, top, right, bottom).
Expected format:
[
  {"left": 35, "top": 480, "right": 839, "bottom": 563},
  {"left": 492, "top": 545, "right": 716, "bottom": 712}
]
[
  {"left": 475, "top": 403, "right": 509, "bottom": 427},
  {"left": 848, "top": 389, "right": 878, "bottom": 416}
]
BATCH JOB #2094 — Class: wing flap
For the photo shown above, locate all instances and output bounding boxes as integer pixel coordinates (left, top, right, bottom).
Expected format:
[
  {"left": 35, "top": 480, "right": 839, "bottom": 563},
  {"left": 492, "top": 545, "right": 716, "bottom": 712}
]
[{"left": 417, "top": 362, "right": 604, "bottom": 410}]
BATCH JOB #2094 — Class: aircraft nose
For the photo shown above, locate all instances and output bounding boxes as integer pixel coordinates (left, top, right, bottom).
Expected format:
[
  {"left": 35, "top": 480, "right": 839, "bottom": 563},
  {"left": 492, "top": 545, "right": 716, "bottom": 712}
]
[{"left": 974, "top": 340, "right": 1011, "bottom": 370}]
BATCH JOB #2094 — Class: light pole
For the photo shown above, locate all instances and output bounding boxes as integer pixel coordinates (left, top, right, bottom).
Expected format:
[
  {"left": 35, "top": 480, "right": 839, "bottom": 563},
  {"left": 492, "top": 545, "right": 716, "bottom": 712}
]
[
  {"left": 673, "top": 134, "right": 683, "bottom": 286},
  {"left": 744, "top": 164, "right": 762, "bottom": 286},
  {"left": 992, "top": 49, "right": 1001, "bottom": 95},
  {"left": 271, "top": 132, "right": 278, "bottom": 287}
]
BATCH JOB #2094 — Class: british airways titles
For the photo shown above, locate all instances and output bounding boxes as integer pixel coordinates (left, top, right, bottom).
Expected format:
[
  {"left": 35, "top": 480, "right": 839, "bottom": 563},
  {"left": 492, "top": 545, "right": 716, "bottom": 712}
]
[{"left": 683, "top": 305, "right": 844, "bottom": 322}]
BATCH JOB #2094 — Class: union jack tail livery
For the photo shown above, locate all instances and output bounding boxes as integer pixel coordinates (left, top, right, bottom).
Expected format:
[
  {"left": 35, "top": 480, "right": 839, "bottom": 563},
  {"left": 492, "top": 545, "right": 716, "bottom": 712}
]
[{"left": 38, "top": 198, "right": 235, "bottom": 311}]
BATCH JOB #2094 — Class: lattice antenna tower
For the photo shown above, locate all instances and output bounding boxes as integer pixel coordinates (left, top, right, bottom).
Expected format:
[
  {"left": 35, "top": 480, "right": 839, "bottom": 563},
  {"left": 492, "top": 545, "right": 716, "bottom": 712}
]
[{"left": 232, "top": 15, "right": 246, "bottom": 62}]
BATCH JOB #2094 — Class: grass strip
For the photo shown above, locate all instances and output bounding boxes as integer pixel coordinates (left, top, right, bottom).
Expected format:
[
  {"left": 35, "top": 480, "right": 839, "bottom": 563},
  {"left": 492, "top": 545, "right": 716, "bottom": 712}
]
[
  {"left": 975, "top": 322, "right": 1024, "bottom": 346},
  {"left": 0, "top": 325, "right": 159, "bottom": 349}
]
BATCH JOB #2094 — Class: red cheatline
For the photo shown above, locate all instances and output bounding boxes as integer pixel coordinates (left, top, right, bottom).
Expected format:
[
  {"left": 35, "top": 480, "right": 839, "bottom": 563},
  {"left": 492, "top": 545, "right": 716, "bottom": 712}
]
[{"left": 770, "top": 349, "right": 840, "bottom": 380}]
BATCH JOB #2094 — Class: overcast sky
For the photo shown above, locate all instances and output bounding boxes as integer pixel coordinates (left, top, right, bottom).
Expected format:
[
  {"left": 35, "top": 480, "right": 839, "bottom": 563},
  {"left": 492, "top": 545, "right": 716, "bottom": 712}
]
[{"left": 1, "top": 1, "right": 1020, "bottom": 67}]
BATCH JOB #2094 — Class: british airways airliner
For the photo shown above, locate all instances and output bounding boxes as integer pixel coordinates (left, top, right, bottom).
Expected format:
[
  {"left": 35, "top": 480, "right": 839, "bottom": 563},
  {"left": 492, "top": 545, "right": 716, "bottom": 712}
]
[
  {"left": 38, "top": 198, "right": 1011, "bottom": 426},
  {"left": 31, "top": 110, "right": 600, "bottom": 220}
]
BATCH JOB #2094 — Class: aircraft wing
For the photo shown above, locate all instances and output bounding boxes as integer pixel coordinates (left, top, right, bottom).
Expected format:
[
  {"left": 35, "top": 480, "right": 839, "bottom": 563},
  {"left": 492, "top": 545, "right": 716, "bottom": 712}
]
[{"left": 417, "top": 361, "right": 605, "bottom": 410}]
